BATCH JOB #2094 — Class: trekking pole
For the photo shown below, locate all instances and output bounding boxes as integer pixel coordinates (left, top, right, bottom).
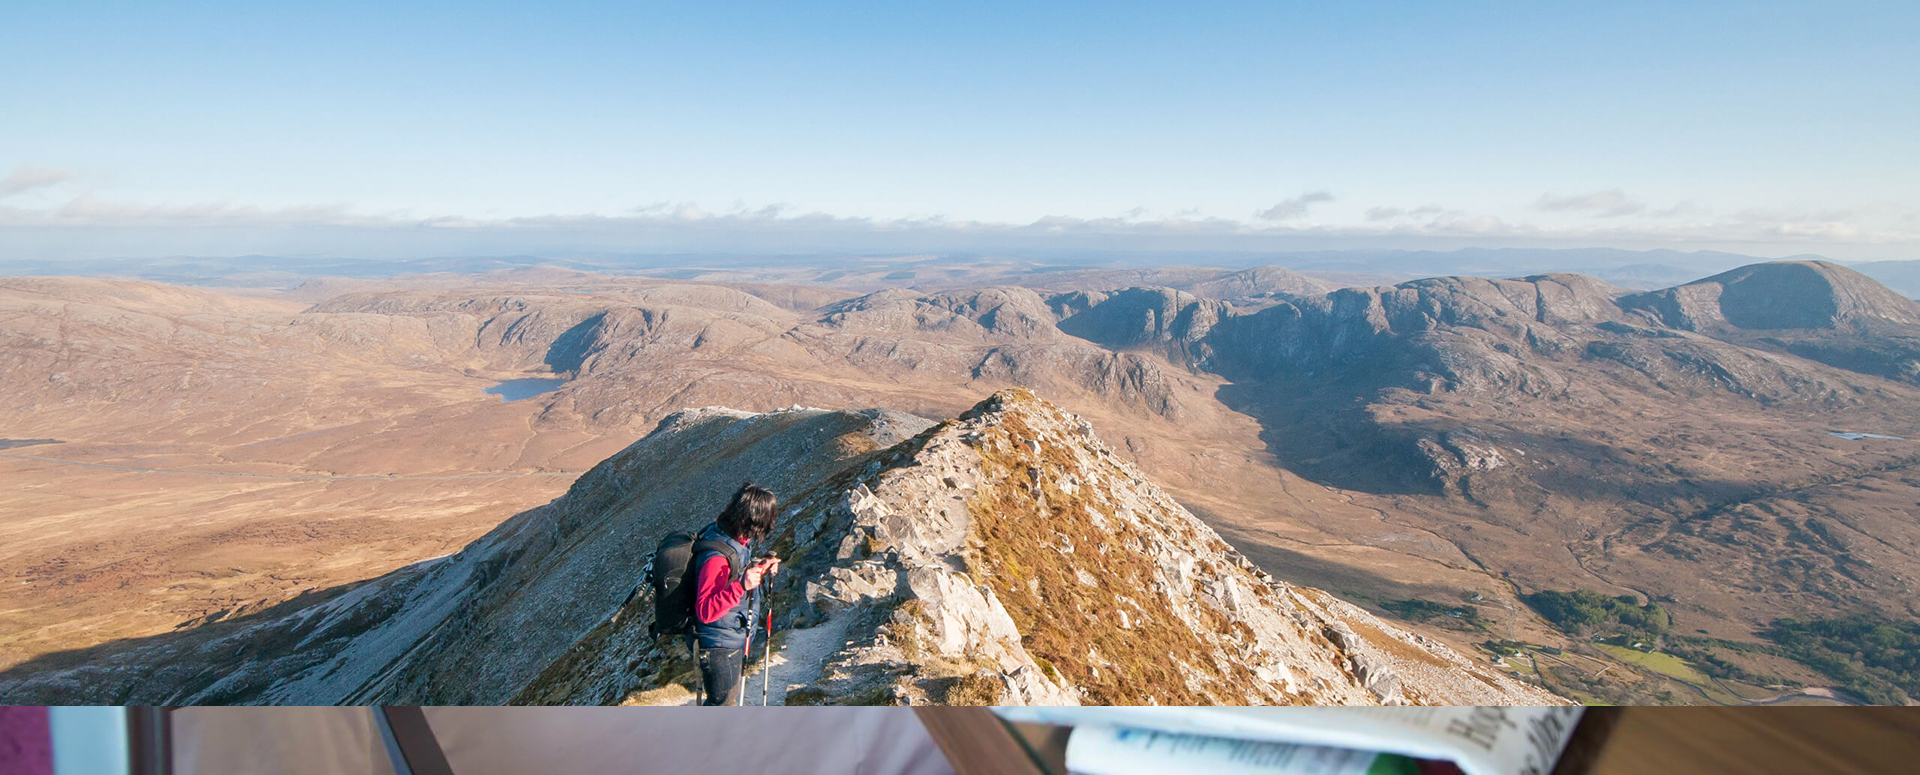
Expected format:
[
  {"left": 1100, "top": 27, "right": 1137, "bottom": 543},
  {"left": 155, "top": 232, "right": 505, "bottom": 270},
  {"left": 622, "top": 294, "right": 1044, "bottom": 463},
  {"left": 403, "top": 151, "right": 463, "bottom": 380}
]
[
  {"left": 740, "top": 583, "right": 759, "bottom": 707},
  {"left": 688, "top": 632, "right": 702, "bottom": 706},
  {"left": 763, "top": 608, "right": 772, "bottom": 706}
]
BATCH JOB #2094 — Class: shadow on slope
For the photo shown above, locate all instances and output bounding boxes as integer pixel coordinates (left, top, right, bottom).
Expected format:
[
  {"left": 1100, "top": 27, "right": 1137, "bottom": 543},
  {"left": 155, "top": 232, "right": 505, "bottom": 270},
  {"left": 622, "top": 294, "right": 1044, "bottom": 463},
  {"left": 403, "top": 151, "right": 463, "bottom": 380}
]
[
  {"left": 543, "top": 312, "right": 608, "bottom": 374},
  {"left": 1213, "top": 378, "right": 1440, "bottom": 496},
  {"left": 0, "top": 407, "right": 937, "bottom": 706},
  {"left": 0, "top": 571, "right": 399, "bottom": 704}
]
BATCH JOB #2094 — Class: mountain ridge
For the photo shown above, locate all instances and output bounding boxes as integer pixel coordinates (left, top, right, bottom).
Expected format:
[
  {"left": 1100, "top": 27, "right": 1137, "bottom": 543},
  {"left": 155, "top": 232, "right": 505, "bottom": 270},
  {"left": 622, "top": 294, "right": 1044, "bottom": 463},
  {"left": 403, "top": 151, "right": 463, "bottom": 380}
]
[
  {"left": 8, "top": 259, "right": 1920, "bottom": 704},
  {"left": 0, "top": 390, "right": 1564, "bottom": 706}
]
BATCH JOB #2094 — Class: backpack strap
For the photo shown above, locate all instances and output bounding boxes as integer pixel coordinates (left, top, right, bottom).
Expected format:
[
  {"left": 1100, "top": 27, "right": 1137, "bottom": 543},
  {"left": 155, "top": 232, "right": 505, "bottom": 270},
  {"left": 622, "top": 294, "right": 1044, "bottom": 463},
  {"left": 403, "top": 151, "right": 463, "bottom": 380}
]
[{"left": 693, "top": 537, "right": 747, "bottom": 584}]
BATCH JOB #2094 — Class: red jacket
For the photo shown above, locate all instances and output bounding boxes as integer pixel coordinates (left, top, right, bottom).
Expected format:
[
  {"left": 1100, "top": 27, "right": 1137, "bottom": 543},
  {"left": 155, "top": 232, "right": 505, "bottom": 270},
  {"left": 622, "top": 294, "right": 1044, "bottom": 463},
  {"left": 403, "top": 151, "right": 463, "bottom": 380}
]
[{"left": 694, "top": 548, "right": 748, "bottom": 624}]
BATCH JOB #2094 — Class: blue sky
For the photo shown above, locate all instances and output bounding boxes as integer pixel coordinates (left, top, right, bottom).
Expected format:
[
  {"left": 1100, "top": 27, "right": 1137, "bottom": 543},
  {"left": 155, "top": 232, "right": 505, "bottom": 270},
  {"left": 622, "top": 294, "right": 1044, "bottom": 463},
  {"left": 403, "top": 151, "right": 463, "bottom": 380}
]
[{"left": 1, "top": 1, "right": 1915, "bottom": 260}]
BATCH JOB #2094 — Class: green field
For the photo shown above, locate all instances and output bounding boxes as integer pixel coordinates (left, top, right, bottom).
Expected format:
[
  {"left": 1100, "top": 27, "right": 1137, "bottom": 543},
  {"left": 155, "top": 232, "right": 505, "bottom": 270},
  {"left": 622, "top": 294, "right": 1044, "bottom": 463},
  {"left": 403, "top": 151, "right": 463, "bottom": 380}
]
[
  {"left": 1593, "top": 643, "right": 1759, "bottom": 704},
  {"left": 1595, "top": 643, "right": 1711, "bottom": 684}
]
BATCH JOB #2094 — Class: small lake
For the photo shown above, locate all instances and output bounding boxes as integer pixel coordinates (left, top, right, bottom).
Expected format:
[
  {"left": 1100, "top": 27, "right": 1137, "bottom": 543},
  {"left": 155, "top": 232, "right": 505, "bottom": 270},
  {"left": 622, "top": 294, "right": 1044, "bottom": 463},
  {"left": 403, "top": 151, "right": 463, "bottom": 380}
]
[
  {"left": 486, "top": 378, "right": 565, "bottom": 402},
  {"left": 1828, "top": 431, "right": 1905, "bottom": 441}
]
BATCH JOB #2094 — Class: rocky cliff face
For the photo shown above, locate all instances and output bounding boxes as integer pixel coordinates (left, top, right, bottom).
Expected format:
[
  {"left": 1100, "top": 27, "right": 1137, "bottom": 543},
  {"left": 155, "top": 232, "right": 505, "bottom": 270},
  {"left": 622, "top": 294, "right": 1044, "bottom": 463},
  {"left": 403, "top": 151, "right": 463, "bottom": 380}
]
[{"left": 0, "top": 390, "right": 1563, "bottom": 706}]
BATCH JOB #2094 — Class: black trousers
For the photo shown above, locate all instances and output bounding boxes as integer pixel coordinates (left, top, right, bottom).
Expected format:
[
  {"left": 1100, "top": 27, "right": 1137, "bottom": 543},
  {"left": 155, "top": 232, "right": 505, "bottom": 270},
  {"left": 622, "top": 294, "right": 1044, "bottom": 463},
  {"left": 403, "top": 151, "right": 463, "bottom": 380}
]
[{"left": 698, "top": 646, "right": 744, "bottom": 706}]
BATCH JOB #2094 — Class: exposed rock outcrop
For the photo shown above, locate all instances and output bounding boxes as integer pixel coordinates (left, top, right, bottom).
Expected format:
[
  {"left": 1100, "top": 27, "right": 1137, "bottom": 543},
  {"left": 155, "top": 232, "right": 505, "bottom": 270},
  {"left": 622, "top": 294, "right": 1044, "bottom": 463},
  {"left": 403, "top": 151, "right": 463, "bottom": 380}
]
[{"left": 524, "top": 390, "right": 1564, "bottom": 706}]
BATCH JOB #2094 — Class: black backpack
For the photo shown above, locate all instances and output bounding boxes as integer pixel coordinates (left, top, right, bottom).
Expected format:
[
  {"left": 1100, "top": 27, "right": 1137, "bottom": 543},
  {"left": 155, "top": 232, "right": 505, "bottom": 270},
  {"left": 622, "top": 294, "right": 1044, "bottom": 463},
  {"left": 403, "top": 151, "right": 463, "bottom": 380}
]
[{"left": 644, "top": 528, "right": 742, "bottom": 638}]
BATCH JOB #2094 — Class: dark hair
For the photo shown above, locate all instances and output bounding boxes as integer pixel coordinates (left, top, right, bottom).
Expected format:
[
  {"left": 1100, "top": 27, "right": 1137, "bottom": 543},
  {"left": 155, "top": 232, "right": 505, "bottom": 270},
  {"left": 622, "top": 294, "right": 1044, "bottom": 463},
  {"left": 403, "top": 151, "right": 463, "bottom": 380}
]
[{"left": 717, "top": 481, "right": 778, "bottom": 543}]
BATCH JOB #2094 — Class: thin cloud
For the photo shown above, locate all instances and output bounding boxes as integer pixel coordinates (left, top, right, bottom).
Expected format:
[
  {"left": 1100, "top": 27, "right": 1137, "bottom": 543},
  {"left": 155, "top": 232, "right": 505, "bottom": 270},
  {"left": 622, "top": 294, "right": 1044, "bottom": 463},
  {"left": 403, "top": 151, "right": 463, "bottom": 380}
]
[
  {"left": 1534, "top": 190, "right": 1645, "bottom": 217},
  {"left": 0, "top": 165, "right": 72, "bottom": 198},
  {"left": 1254, "top": 191, "right": 1334, "bottom": 221},
  {"left": 1365, "top": 204, "right": 1453, "bottom": 222},
  {"left": 1649, "top": 201, "right": 1705, "bottom": 218},
  {"left": 1723, "top": 207, "right": 1864, "bottom": 240},
  {"left": 3, "top": 193, "right": 1915, "bottom": 258},
  {"left": 41, "top": 195, "right": 376, "bottom": 226}
]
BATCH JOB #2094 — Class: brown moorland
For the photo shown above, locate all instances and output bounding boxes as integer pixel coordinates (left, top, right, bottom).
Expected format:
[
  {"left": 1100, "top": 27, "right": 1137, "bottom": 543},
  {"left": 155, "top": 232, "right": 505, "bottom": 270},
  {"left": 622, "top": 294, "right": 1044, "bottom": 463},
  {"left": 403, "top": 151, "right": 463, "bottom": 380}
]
[{"left": 3, "top": 260, "right": 1916, "bottom": 703}]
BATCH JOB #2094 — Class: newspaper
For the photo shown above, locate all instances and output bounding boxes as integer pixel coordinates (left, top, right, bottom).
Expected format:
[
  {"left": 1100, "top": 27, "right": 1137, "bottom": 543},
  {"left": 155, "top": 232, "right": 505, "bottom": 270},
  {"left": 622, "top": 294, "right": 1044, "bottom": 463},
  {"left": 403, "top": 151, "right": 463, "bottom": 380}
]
[
  {"left": 1064, "top": 726, "right": 1411, "bottom": 775},
  {"left": 994, "top": 707, "right": 1585, "bottom": 775}
]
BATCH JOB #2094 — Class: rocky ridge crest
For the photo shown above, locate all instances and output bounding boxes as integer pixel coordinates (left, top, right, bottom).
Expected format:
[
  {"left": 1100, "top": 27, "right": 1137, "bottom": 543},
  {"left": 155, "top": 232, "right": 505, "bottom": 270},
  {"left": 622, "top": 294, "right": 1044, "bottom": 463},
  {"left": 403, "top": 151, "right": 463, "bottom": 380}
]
[{"left": 522, "top": 389, "right": 1565, "bottom": 706}]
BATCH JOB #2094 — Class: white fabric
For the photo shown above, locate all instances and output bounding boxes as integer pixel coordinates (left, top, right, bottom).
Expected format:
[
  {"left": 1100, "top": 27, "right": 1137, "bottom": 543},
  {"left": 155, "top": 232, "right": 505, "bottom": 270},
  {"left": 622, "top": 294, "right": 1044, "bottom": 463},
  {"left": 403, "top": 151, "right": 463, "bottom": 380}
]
[
  {"left": 423, "top": 707, "right": 955, "bottom": 775},
  {"left": 172, "top": 708, "right": 397, "bottom": 775}
]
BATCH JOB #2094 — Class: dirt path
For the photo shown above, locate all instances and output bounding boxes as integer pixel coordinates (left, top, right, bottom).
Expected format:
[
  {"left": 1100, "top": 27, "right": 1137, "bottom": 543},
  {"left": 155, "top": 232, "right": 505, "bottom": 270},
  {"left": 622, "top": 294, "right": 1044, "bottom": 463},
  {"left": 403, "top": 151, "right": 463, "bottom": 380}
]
[
  {"left": 1740, "top": 686, "right": 1866, "bottom": 706},
  {"left": 756, "top": 615, "right": 852, "bottom": 706}
]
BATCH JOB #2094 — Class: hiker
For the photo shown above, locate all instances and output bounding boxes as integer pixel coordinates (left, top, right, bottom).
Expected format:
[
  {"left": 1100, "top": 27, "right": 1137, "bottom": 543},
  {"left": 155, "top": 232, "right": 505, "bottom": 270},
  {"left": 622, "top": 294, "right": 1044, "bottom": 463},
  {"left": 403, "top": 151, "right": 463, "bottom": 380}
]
[{"left": 692, "top": 482, "right": 781, "bottom": 706}]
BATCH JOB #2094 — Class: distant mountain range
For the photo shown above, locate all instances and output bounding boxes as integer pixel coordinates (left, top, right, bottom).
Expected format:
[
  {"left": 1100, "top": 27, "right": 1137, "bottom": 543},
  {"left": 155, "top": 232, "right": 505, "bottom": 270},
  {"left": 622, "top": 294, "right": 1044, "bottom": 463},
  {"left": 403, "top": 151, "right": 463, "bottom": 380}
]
[
  {"left": 4, "top": 247, "right": 1913, "bottom": 294},
  {"left": 1852, "top": 259, "right": 1920, "bottom": 300}
]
